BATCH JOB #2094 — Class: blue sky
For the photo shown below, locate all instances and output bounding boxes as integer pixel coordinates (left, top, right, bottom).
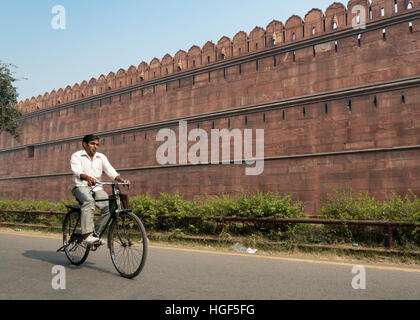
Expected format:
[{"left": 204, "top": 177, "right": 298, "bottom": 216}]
[{"left": 1, "top": 0, "right": 338, "bottom": 102}]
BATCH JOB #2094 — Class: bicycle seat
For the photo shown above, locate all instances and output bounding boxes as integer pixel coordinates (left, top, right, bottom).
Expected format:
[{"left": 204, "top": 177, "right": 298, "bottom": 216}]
[
  {"left": 65, "top": 204, "right": 81, "bottom": 210},
  {"left": 66, "top": 198, "right": 83, "bottom": 210}
]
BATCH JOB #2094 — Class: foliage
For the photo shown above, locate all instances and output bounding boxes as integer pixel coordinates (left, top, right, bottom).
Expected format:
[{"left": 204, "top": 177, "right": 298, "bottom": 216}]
[
  {"left": 127, "top": 192, "right": 304, "bottom": 238},
  {"left": 0, "top": 61, "right": 22, "bottom": 140},
  {"left": 0, "top": 190, "right": 419, "bottom": 248},
  {"left": 320, "top": 188, "right": 420, "bottom": 246},
  {"left": 0, "top": 198, "right": 71, "bottom": 212},
  {"left": 0, "top": 199, "right": 73, "bottom": 227}
]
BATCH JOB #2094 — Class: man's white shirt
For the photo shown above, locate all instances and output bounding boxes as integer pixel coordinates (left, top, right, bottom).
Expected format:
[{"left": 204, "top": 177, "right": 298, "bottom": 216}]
[{"left": 70, "top": 150, "right": 119, "bottom": 190}]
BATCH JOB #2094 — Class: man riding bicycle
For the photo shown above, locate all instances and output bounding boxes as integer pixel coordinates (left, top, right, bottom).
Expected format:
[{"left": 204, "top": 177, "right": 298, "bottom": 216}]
[{"left": 70, "top": 134, "right": 129, "bottom": 245}]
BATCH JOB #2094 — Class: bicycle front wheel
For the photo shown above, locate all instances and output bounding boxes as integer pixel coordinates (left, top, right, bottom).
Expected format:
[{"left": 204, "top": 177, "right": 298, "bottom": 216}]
[{"left": 108, "top": 211, "right": 148, "bottom": 279}]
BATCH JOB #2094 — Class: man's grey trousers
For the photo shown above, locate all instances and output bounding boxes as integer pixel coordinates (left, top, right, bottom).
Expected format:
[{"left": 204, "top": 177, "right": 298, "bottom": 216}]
[{"left": 72, "top": 187, "right": 110, "bottom": 235}]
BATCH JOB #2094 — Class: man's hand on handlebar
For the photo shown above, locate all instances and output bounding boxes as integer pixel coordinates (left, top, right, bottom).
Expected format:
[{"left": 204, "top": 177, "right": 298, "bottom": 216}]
[
  {"left": 80, "top": 174, "right": 97, "bottom": 187},
  {"left": 115, "top": 176, "right": 130, "bottom": 189}
]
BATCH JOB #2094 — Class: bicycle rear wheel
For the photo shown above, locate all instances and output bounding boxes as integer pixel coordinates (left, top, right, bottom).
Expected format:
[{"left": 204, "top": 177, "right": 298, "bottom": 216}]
[
  {"left": 62, "top": 209, "right": 90, "bottom": 265},
  {"left": 108, "top": 211, "right": 148, "bottom": 279}
]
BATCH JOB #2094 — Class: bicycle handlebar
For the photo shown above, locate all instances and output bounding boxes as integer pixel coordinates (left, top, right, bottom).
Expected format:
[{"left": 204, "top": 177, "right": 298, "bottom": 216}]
[
  {"left": 96, "top": 181, "right": 130, "bottom": 186},
  {"left": 89, "top": 181, "right": 130, "bottom": 192}
]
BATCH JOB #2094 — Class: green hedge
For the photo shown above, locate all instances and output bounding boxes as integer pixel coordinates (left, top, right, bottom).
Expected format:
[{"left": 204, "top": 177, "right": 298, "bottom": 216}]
[
  {"left": 0, "top": 199, "right": 71, "bottom": 227},
  {"left": 130, "top": 192, "right": 305, "bottom": 238},
  {"left": 320, "top": 189, "right": 420, "bottom": 246},
  {"left": 0, "top": 190, "right": 419, "bottom": 247},
  {"left": 0, "top": 199, "right": 71, "bottom": 212}
]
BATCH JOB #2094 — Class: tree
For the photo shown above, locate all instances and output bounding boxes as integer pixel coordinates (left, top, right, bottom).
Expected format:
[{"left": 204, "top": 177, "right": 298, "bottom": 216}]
[{"left": 0, "top": 61, "right": 22, "bottom": 141}]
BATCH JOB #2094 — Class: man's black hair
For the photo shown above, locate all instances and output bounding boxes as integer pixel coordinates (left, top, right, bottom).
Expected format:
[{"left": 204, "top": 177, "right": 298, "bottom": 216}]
[{"left": 82, "top": 134, "right": 100, "bottom": 144}]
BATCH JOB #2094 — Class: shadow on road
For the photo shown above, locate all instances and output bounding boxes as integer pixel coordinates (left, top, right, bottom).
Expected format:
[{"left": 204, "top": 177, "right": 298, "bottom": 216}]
[
  {"left": 22, "top": 250, "right": 117, "bottom": 276},
  {"left": 22, "top": 250, "right": 65, "bottom": 265}
]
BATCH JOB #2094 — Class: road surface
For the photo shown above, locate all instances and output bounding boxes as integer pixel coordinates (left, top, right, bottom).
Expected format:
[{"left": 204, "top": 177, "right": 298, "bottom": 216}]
[{"left": 0, "top": 229, "right": 419, "bottom": 300}]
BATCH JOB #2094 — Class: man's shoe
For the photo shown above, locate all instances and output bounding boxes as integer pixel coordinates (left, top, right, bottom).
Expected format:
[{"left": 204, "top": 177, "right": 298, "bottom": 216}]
[
  {"left": 93, "top": 232, "right": 105, "bottom": 245},
  {"left": 83, "top": 234, "right": 100, "bottom": 246}
]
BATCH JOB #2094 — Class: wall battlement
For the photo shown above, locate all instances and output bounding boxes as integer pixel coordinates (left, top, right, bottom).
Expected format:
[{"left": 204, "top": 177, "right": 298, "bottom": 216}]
[{"left": 16, "top": 0, "right": 419, "bottom": 114}]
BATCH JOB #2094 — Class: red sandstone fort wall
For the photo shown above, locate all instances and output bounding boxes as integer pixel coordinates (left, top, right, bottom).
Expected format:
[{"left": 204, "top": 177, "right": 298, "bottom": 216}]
[
  {"left": 1, "top": 0, "right": 420, "bottom": 213},
  {"left": 1, "top": 86, "right": 419, "bottom": 176}
]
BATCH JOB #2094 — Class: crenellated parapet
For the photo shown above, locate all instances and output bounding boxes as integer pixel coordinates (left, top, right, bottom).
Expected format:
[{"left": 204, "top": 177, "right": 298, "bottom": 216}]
[{"left": 17, "top": 0, "right": 419, "bottom": 114}]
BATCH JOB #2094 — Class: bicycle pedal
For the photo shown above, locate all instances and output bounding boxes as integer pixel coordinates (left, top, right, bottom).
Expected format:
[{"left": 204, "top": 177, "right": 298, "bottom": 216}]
[
  {"left": 90, "top": 240, "right": 105, "bottom": 251},
  {"left": 90, "top": 244, "right": 101, "bottom": 251},
  {"left": 56, "top": 244, "right": 68, "bottom": 252}
]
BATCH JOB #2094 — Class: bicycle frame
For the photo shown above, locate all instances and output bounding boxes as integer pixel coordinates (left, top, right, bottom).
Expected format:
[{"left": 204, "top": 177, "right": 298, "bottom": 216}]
[
  {"left": 91, "top": 181, "right": 130, "bottom": 241},
  {"left": 57, "top": 181, "right": 130, "bottom": 252}
]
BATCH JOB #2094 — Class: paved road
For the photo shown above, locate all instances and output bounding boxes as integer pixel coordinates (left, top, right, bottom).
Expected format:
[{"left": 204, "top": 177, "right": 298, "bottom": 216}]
[{"left": 0, "top": 230, "right": 419, "bottom": 300}]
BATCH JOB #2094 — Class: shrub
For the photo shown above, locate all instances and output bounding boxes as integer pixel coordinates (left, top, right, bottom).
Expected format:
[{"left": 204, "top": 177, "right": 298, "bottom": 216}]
[
  {"left": 319, "top": 188, "right": 420, "bottom": 246},
  {"left": 130, "top": 192, "right": 304, "bottom": 236}
]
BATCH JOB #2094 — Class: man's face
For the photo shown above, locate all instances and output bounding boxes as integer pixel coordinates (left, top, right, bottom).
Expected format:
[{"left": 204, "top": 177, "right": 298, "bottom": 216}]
[{"left": 83, "top": 139, "right": 99, "bottom": 157}]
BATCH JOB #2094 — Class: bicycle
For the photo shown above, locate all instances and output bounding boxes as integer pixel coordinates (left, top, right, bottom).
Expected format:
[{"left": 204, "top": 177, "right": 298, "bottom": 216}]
[{"left": 56, "top": 181, "right": 148, "bottom": 279}]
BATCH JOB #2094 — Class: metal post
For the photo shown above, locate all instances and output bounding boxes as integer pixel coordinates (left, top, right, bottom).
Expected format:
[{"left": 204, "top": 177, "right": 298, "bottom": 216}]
[{"left": 387, "top": 224, "right": 393, "bottom": 248}]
